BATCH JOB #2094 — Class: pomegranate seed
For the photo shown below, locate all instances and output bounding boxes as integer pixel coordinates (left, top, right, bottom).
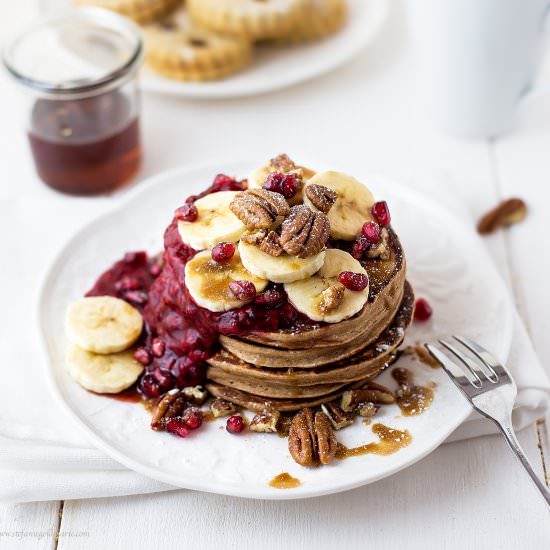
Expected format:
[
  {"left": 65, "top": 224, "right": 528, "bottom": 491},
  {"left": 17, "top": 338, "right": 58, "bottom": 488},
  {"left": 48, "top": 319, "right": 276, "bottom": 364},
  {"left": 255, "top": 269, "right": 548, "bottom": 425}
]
[
  {"left": 212, "top": 242, "right": 236, "bottom": 263},
  {"left": 183, "top": 408, "right": 203, "bottom": 430},
  {"left": 371, "top": 201, "right": 391, "bottom": 226},
  {"left": 352, "top": 235, "right": 370, "bottom": 259},
  {"left": 255, "top": 287, "right": 285, "bottom": 307},
  {"left": 338, "top": 271, "right": 369, "bottom": 291},
  {"left": 166, "top": 418, "right": 190, "bottom": 438},
  {"left": 124, "top": 290, "right": 148, "bottom": 306},
  {"left": 150, "top": 264, "right": 162, "bottom": 278},
  {"left": 262, "top": 171, "right": 285, "bottom": 194},
  {"left": 175, "top": 203, "right": 198, "bottom": 222},
  {"left": 152, "top": 338, "right": 166, "bottom": 357},
  {"left": 229, "top": 280, "right": 256, "bottom": 301},
  {"left": 414, "top": 298, "right": 433, "bottom": 322},
  {"left": 115, "top": 277, "right": 140, "bottom": 292},
  {"left": 226, "top": 415, "right": 245, "bottom": 434},
  {"left": 134, "top": 347, "right": 152, "bottom": 365},
  {"left": 152, "top": 368, "right": 175, "bottom": 391},
  {"left": 362, "top": 221, "right": 380, "bottom": 243},
  {"left": 139, "top": 374, "right": 161, "bottom": 398},
  {"left": 281, "top": 173, "right": 298, "bottom": 199}
]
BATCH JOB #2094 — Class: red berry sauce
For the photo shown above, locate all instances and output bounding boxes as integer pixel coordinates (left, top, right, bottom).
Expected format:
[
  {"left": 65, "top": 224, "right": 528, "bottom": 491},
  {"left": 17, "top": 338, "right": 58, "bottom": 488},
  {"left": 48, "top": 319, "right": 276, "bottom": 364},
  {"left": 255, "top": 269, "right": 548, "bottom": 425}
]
[{"left": 85, "top": 174, "right": 319, "bottom": 397}]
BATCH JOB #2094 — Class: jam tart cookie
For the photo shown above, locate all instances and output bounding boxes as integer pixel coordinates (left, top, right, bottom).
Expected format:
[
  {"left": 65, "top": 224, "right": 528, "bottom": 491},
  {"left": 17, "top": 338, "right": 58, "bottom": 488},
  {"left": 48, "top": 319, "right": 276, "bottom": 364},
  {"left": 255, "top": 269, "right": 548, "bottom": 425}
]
[
  {"left": 144, "top": 10, "right": 252, "bottom": 81},
  {"left": 278, "top": 0, "right": 347, "bottom": 43},
  {"left": 73, "top": 0, "right": 182, "bottom": 24},
  {"left": 187, "top": 0, "right": 307, "bottom": 40}
]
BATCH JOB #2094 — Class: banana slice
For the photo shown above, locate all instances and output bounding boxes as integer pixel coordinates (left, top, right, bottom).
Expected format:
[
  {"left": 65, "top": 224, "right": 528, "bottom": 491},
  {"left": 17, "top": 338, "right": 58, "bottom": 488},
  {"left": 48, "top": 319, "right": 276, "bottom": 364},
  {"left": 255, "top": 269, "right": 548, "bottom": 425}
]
[
  {"left": 185, "top": 249, "right": 268, "bottom": 312},
  {"left": 177, "top": 191, "right": 245, "bottom": 250},
  {"left": 303, "top": 171, "right": 375, "bottom": 240},
  {"left": 66, "top": 296, "right": 143, "bottom": 354},
  {"left": 66, "top": 344, "right": 144, "bottom": 394},
  {"left": 247, "top": 164, "right": 316, "bottom": 205},
  {"left": 284, "top": 249, "right": 369, "bottom": 323},
  {"left": 238, "top": 240, "right": 325, "bottom": 284}
]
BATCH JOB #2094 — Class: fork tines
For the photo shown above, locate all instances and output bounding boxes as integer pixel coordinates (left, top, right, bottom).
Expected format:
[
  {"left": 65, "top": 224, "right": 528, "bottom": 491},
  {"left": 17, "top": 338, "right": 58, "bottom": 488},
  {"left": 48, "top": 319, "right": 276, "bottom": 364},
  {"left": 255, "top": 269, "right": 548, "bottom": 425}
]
[{"left": 425, "top": 336, "right": 511, "bottom": 395}]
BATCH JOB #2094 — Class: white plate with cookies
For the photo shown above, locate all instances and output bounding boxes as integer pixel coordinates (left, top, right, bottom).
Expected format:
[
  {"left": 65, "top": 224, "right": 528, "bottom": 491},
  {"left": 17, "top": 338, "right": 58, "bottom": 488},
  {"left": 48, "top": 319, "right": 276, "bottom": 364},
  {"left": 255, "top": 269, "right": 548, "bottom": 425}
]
[{"left": 40, "top": 0, "right": 389, "bottom": 98}]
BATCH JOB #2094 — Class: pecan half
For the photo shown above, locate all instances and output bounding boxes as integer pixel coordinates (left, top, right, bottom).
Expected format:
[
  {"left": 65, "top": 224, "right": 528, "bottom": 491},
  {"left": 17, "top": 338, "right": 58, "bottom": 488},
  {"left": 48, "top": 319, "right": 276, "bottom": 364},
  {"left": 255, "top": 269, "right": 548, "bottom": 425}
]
[
  {"left": 321, "top": 402, "right": 355, "bottom": 430},
  {"left": 230, "top": 189, "right": 290, "bottom": 230},
  {"left": 288, "top": 408, "right": 337, "bottom": 466},
  {"left": 477, "top": 198, "right": 527, "bottom": 234},
  {"left": 260, "top": 230, "right": 283, "bottom": 256},
  {"left": 250, "top": 409, "right": 281, "bottom": 433},
  {"left": 305, "top": 184, "right": 338, "bottom": 214},
  {"left": 181, "top": 385, "right": 208, "bottom": 405},
  {"left": 341, "top": 384, "right": 395, "bottom": 412},
  {"left": 318, "top": 284, "right": 345, "bottom": 313},
  {"left": 279, "top": 205, "right": 330, "bottom": 258},
  {"left": 151, "top": 389, "right": 187, "bottom": 430},
  {"left": 210, "top": 398, "right": 238, "bottom": 418},
  {"left": 270, "top": 153, "right": 296, "bottom": 173}
]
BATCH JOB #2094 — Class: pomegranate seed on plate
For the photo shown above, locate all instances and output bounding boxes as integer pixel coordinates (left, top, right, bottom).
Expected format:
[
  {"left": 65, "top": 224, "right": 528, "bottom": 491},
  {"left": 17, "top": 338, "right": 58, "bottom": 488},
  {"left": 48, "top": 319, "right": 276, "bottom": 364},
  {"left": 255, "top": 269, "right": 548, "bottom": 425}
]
[
  {"left": 212, "top": 242, "right": 236, "bottom": 263},
  {"left": 134, "top": 347, "right": 152, "bottom": 365},
  {"left": 226, "top": 415, "right": 245, "bottom": 434},
  {"left": 352, "top": 235, "right": 370, "bottom": 259},
  {"left": 175, "top": 203, "right": 198, "bottom": 222},
  {"left": 152, "top": 338, "right": 166, "bottom": 357},
  {"left": 361, "top": 221, "right": 380, "bottom": 243},
  {"left": 414, "top": 298, "right": 433, "bottom": 322},
  {"left": 183, "top": 409, "right": 203, "bottom": 430},
  {"left": 139, "top": 374, "right": 161, "bottom": 398},
  {"left": 371, "top": 201, "right": 391, "bottom": 226},
  {"left": 229, "top": 280, "right": 256, "bottom": 301},
  {"left": 166, "top": 418, "right": 190, "bottom": 438},
  {"left": 338, "top": 271, "right": 369, "bottom": 291},
  {"left": 281, "top": 173, "right": 298, "bottom": 199}
]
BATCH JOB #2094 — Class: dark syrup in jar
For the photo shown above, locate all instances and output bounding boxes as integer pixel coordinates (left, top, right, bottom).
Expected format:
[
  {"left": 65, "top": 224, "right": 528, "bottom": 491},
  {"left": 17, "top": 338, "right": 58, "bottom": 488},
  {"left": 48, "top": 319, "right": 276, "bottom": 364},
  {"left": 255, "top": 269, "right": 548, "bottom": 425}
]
[{"left": 28, "top": 91, "right": 140, "bottom": 195}]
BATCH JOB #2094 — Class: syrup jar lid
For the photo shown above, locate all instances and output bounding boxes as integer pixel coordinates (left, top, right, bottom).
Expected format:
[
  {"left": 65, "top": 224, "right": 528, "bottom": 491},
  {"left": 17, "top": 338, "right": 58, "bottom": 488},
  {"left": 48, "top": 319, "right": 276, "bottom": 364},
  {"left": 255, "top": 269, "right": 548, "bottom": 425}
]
[{"left": 3, "top": 8, "right": 143, "bottom": 98}]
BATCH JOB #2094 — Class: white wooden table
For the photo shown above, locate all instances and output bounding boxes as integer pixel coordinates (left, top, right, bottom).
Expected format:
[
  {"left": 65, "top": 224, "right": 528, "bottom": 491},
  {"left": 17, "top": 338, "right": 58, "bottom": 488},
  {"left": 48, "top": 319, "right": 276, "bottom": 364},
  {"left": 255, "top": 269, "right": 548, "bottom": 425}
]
[{"left": 1, "top": 2, "right": 549, "bottom": 548}]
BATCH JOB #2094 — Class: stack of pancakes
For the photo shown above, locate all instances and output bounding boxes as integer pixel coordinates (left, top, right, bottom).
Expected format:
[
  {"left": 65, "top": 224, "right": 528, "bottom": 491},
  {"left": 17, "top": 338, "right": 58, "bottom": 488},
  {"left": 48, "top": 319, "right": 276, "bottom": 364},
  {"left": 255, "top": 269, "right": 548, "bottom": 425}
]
[{"left": 206, "top": 228, "right": 414, "bottom": 412}]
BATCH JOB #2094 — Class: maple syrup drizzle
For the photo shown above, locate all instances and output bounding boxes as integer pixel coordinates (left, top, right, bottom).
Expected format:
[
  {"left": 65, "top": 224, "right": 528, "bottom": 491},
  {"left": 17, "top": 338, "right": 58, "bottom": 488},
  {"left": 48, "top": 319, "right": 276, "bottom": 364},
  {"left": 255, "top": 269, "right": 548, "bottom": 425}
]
[
  {"left": 392, "top": 367, "right": 434, "bottom": 417},
  {"left": 403, "top": 343, "right": 440, "bottom": 369},
  {"left": 269, "top": 472, "right": 301, "bottom": 489},
  {"left": 336, "top": 423, "right": 412, "bottom": 459}
]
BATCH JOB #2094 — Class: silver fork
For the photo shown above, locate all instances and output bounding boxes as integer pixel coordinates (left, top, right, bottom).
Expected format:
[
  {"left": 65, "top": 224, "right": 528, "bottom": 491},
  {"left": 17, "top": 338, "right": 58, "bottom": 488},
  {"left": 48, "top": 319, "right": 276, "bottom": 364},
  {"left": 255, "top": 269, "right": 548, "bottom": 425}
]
[{"left": 425, "top": 335, "right": 550, "bottom": 508}]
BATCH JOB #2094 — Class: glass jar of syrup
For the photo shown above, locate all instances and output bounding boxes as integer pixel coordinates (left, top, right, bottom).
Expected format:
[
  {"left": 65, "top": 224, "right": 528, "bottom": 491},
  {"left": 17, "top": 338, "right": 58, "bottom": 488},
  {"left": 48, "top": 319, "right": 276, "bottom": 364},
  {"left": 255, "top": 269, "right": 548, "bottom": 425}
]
[{"left": 3, "top": 8, "right": 144, "bottom": 196}]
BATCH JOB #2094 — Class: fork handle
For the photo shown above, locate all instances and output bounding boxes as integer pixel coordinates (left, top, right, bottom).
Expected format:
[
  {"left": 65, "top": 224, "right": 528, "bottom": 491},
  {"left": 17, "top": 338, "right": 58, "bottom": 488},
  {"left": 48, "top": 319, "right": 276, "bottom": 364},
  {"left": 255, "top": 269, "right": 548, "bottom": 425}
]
[{"left": 496, "top": 419, "right": 550, "bottom": 508}]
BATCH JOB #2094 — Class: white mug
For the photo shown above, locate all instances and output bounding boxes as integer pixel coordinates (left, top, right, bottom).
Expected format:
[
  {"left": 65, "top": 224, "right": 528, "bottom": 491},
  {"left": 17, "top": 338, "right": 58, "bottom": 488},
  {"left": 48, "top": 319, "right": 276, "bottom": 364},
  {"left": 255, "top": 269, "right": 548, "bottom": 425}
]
[{"left": 407, "top": 0, "right": 550, "bottom": 138}]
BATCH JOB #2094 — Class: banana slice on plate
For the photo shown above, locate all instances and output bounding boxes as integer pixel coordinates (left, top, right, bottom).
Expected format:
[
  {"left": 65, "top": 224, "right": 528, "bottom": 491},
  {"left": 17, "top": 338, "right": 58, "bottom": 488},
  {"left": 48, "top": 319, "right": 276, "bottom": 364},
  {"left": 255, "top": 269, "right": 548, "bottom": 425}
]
[
  {"left": 238, "top": 240, "right": 325, "bottom": 284},
  {"left": 303, "top": 171, "right": 375, "bottom": 240},
  {"left": 66, "top": 296, "right": 143, "bottom": 354},
  {"left": 284, "top": 249, "right": 369, "bottom": 323},
  {"left": 66, "top": 344, "right": 144, "bottom": 394},
  {"left": 185, "top": 249, "right": 268, "bottom": 312},
  {"left": 178, "top": 191, "right": 245, "bottom": 250}
]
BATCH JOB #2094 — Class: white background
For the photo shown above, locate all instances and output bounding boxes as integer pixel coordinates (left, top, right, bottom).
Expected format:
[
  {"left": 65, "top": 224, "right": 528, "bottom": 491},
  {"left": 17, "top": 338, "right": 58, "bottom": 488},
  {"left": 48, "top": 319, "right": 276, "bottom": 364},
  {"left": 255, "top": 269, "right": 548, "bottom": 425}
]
[{"left": 1, "top": 1, "right": 550, "bottom": 548}]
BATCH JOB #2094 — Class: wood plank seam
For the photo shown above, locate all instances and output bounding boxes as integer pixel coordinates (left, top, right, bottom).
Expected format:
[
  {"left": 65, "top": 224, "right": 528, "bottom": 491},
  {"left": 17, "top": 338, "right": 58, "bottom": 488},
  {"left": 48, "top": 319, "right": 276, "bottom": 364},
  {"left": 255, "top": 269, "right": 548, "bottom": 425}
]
[{"left": 53, "top": 500, "right": 64, "bottom": 550}]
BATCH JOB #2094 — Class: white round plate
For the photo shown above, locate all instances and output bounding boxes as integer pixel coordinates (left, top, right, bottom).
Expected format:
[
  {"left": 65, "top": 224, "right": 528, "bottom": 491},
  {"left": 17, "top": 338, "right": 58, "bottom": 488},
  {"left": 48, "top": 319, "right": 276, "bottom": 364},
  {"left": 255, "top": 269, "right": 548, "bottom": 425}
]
[
  {"left": 40, "top": 0, "right": 388, "bottom": 98},
  {"left": 38, "top": 160, "right": 513, "bottom": 500}
]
